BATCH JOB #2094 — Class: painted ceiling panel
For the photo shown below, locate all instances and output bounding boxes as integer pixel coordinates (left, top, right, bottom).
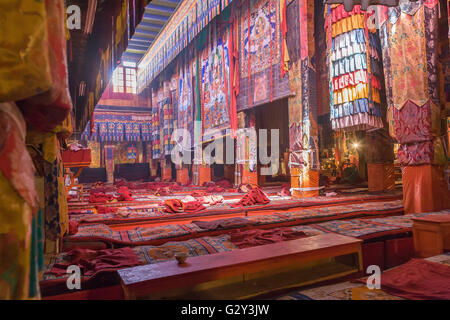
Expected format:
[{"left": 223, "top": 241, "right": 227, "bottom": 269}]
[{"left": 122, "top": 0, "right": 182, "bottom": 64}]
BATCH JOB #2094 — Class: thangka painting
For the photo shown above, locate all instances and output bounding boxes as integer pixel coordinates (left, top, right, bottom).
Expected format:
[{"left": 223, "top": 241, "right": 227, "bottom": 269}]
[
  {"left": 178, "top": 59, "right": 194, "bottom": 146},
  {"left": 201, "top": 22, "right": 231, "bottom": 141},
  {"left": 240, "top": 0, "right": 279, "bottom": 78},
  {"left": 238, "top": 0, "right": 290, "bottom": 110}
]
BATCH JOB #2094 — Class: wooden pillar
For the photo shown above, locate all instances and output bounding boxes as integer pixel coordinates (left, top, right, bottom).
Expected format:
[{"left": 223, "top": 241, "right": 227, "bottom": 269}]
[
  {"left": 365, "top": 129, "right": 395, "bottom": 192},
  {"left": 161, "top": 158, "right": 172, "bottom": 182},
  {"left": 104, "top": 144, "right": 115, "bottom": 183},
  {"left": 198, "top": 165, "right": 211, "bottom": 186},
  {"left": 176, "top": 167, "right": 189, "bottom": 185},
  {"left": 235, "top": 110, "right": 258, "bottom": 186},
  {"left": 288, "top": 0, "right": 320, "bottom": 198}
]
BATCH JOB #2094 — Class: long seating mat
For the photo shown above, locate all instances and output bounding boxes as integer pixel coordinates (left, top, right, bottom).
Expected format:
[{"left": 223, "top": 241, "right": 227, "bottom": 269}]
[
  {"left": 65, "top": 200, "right": 405, "bottom": 248},
  {"left": 68, "top": 185, "right": 283, "bottom": 208},
  {"left": 70, "top": 191, "right": 246, "bottom": 207},
  {"left": 46, "top": 210, "right": 449, "bottom": 297},
  {"left": 275, "top": 253, "right": 450, "bottom": 300},
  {"left": 67, "top": 191, "right": 274, "bottom": 210},
  {"left": 74, "top": 190, "right": 402, "bottom": 208},
  {"left": 42, "top": 231, "right": 344, "bottom": 297},
  {"left": 69, "top": 192, "right": 403, "bottom": 226},
  {"left": 41, "top": 235, "right": 237, "bottom": 297}
]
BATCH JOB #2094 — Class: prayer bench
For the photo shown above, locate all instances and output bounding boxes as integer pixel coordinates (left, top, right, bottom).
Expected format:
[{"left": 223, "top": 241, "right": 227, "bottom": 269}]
[{"left": 118, "top": 234, "right": 363, "bottom": 299}]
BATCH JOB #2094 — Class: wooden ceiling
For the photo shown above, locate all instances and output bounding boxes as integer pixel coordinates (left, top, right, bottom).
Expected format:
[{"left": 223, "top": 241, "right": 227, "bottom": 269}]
[{"left": 122, "top": 0, "right": 183, "bottom": 64}]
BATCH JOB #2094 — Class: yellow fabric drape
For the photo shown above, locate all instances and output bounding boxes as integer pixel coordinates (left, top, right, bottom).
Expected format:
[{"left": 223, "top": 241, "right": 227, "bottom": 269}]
[
  {"left": 0, "top": 0, "right": 52, "bottom": 101},
  {"left": 0, "top": 172, "right": 33, "bottom": 300}
]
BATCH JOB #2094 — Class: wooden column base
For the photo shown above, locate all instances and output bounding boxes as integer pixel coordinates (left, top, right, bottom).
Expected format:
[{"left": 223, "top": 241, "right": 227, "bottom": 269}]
[
  {"left": 367, "top": 163, "right": 395, "bottom": 192},
  {"left": 149, "top": 160, "right": 158, "bottom": 177},
  {"left": 176, "top": 168, "right": 189, "bottom": 185},
  {"left": 198, "top": 165, "right": 211, "bottom": 186},
  {"left": 242, "top": 168, "right": 258, "bottom": 185},
  {"left": 291, "top": 168, "right": 320, "bottom": 198},
  {"left": 162, "top": 166, "right": 172, "bottom": 182},
  {"left": 402, "top": 165, "right": 450, "bottom": 214}
]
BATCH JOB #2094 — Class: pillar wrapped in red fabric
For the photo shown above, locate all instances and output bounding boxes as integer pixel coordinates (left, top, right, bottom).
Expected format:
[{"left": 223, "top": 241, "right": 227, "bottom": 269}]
[
  {"left": 62, "top": 149, "right": 92, "bottom": 167},
  {"left": 367, "top": 163, "right": 395, "bottom": 192},
  {"left": 402, "top": 165, "right": 450, "bottom": 214}
]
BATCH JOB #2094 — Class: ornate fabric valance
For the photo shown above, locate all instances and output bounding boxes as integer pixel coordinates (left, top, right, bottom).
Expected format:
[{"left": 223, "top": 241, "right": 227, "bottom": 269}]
[
  {"left": 324, "top": 0, "right": 418, "bottom": 12},
  {"left": 81, "top": 112, "right": 152, "bottom": 142}
]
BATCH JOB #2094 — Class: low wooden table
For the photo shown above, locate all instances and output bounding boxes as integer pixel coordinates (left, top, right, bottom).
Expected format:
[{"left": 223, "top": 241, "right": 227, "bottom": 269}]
[
  {"left": 118, "top": 234, "right": 362, "bottom": 300},
  {"left": 412, "top": 214, "right": 450, "bottom": 258}
]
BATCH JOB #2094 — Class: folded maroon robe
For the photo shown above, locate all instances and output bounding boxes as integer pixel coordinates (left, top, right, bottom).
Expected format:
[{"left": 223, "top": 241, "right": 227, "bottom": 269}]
[
  {"left": 231, "top": 187, "right": 270, "bottom": 207},
  {"left": 89, "top": 193, "right": 115, "bottom": 203},
  {"left": 184, "top": 201, "right": 206, "bottom": 213},
  {"left": 192, "top": 217, "right": 252, "bottom": 231},
  {"left": 359, "top": 258, "right": 450, "bottom": 300},
  {"left": 191, "top": 190, "right": 209, "bottom": 197},
  {"left": 206, "top": 186, "right": 226, "bottom": 193},
  {"left": 229, "top": 228, "right": 308, "bottom": 249},
  {"left": 46, "top": 247, "right": 142, "bottom": 277},
  {"left": 95, "top": 206, "right": 118, "bottom": 214},
  {"left": 164, "top": 199, "right": 206, "bottom": 213},
  {"left": 116, "top": 186, "right": 134, "bottom": 201},
  {"left": 68, "top": 221, "right": 79, "bottom": 235}
]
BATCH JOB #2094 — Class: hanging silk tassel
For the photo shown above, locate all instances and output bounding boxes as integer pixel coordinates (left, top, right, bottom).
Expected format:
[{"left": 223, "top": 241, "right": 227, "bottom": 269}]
[
  {"left": 269, "top": 0, "right": 274, "bottom": 102},
  {"left": 229, "top": 4, "right": 238, "bottom": 138},
  {"left": 221, "top": 25, "right": 230, "bottom": 131},
  {"left": 280, "top": 0, "right": 289, "bottom": 77},
  {"left": 247, "top": 0, "right": 251, "bottom": 108}
]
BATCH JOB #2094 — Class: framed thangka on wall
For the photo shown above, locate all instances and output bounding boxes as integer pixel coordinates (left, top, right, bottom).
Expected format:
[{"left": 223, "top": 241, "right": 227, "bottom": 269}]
[{"left": 201, "top": 21, "right": 232, "bottom": 141}]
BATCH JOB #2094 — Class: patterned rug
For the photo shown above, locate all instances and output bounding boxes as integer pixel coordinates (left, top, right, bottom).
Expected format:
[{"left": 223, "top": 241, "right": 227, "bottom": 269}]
[
  {"left": 69, "top": 223, "right": 203, "bottom": 246},
  {"left": 250, "top": 200, "right": 404, "bottom": 226},
  {"left": 42, "top": 235, "right": 237, "bottom": 286},
  {"left": 67, "top": 200, "right": 404, "bottom": 247},
  {"left": 366, "top": 210, "right": 450, "bottom": 228},
  {"left": 313, "top": 219, "right": 406, "bottom": 240},
  {"left": 69, "top": 192, "right": 403, "bottom": 226}
]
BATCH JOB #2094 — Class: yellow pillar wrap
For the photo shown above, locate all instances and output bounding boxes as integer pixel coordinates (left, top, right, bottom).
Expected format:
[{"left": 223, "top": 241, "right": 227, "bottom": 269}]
[{"left": 0, "top": 172, "right": 32, "bottom": 300}]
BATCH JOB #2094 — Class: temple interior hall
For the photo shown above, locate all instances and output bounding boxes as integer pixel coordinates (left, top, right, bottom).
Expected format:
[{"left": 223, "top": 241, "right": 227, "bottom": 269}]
[{"left": 1, "top": 0, "right": 450, "bottom": 301}]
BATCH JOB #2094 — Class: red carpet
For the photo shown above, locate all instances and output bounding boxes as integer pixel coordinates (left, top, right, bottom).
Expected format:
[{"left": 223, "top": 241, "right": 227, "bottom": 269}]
[
  {"left": 361, "top": 258, "right": 450, "bottom": 300},
  {"left": 229, "top": 227, "right": 308, "bottom": 249}
]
